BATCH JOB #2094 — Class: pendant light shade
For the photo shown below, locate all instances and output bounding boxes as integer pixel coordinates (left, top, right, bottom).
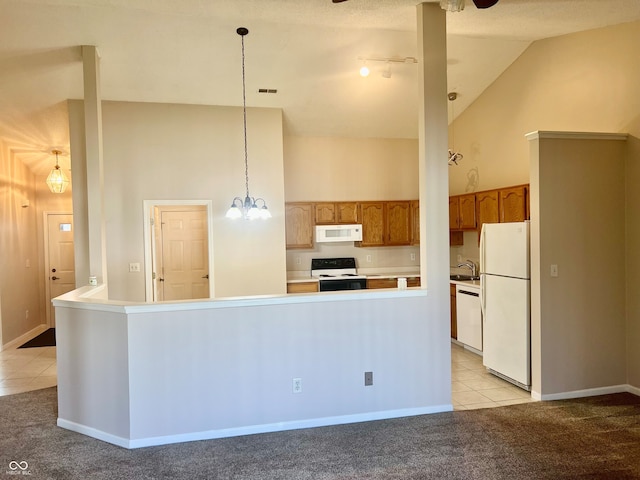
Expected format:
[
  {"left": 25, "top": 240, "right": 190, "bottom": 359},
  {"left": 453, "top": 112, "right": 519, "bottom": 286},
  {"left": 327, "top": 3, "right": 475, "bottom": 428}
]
[
  {"left": 225, "top": 27, "right": 270, "bottom": 221},
  {"left": 46, "top": 150, "right": 70, "bottom": 193}
]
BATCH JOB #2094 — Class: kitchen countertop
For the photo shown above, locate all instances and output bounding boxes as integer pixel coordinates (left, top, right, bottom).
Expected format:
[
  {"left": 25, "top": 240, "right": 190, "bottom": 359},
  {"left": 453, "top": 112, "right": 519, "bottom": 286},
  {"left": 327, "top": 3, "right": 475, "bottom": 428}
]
[
  {"left": 450, "top": 279, "right": 481, "bottom": 288},
  {"left": 287, "top": 269, "right": 421, "bottom": 284},
  {"left": 287, "top": 270, "right": 480, "bottom": 287}
]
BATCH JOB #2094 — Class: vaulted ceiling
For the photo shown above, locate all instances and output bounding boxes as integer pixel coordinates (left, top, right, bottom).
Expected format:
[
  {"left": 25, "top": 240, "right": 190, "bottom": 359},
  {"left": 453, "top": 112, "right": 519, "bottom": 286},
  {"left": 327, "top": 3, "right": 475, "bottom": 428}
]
[{"left": 2, "top": 0, "right": 640, "bottom": 175}]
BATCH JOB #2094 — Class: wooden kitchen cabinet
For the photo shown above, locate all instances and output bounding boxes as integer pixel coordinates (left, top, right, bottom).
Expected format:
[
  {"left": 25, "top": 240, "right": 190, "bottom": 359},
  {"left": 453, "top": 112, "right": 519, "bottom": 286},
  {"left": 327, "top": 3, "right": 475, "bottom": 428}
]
[
  {"left": 386, "top": 201, "right": 412, "bottom": 246},
  {"left": 358, "top": 201, "right": 412, "bottom": 247},
  {"left": 410, "top": 200, "right": 420, "bottom": 245},
  {"left": 367, "top": 276, "right": 420, "bottom": 289},
  {"left": 285, "top": 203, "right": 314, "bottom": 249},
  {"left": 314, "top": 203, "right": 336, "bottom": 224},
  {"left": 358, "top": 202, "right": 385, "bottom": 246},
  {"left": 499, "top": 185, "right": 528, "bottom": 223},
  {"left": 336, "top": 202, "right": 359, "bottom": 224},
  {"left": 366, "top": 278, "right": 397, "bottom": 289},
  {"left": 450, "top": 284, "right": 457, "bottom": 340},
  {"left": 476, "top": 189, "right": 499, "bottom": 233},
  {"left": 314, "top": 202, "right": 359, "bottom": 224},
  {"left": 449, "top": 194, "right": 476, "bottom": 230},
  {"left": 287, "top": 281, "right": 319, "bottom": 293}
]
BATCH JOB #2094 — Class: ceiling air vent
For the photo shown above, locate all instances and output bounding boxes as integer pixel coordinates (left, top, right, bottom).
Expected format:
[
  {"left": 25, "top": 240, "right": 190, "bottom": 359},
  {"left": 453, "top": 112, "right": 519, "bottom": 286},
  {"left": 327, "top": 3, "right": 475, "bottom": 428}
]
[{"left": 258, "top": 88, "right": 278, "bottom": 94}]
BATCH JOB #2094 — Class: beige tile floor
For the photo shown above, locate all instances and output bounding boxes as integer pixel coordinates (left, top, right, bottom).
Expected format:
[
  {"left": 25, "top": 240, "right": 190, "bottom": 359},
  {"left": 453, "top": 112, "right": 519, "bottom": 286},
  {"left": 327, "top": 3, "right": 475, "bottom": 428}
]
[
  {"left": 0, "top": 338, "right": 534, "bottom": 410},
  {"left": 451, "top": 342, "right": 535, "bottom": 410},
  {"left": 0, "top": 344, "right": 57, "bottom": 396}
]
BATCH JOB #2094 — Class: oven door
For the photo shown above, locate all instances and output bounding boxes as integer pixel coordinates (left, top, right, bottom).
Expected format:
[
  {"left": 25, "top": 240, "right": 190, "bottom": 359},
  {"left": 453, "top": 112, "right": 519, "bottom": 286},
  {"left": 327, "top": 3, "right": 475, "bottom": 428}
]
[{"left": 319, "top": 278, "right": 367, "bottom": 292}]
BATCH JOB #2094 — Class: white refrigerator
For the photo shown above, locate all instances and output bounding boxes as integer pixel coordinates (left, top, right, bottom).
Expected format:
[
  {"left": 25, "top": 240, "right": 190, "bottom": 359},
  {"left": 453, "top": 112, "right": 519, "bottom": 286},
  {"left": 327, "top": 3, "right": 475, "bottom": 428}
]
[{"left": 480, "top": 221, "right": 531, "bottom": 390}]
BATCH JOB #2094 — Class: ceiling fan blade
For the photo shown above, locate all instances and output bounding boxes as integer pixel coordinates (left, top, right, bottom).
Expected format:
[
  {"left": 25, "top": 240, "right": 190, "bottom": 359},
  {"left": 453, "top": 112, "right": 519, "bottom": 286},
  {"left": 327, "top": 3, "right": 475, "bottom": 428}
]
[{"left": 472, "top": 0, "right": 499, "bottom": 8}]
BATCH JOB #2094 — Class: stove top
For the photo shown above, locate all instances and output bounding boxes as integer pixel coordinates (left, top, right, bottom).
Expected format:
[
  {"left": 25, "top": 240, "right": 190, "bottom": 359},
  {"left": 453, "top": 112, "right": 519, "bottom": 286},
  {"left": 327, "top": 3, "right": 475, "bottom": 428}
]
[{"left": 311, "top": 257, "right": 363, "bottom": 280}]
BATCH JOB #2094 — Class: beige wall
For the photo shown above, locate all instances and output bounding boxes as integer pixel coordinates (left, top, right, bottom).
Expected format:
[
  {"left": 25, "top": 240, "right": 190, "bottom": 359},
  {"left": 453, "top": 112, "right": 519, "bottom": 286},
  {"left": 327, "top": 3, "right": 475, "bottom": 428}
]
[
  {"left": 284, "top": 136, "right": 419, "bottom": 201},
  {"left": 0, "top": 141, "right": 43, "bottom": 345},
  {"left": 530, "top": 134, "right": 627, "bottom": 396},
  {"left": 448, "top": 20, "right": 640, "bottom": 196},
  {"left": 69, "top": 100, "right": 287, "bottom": 301},
  {"left": 626, "top": 135, "right": 640, "bottom": 387}
]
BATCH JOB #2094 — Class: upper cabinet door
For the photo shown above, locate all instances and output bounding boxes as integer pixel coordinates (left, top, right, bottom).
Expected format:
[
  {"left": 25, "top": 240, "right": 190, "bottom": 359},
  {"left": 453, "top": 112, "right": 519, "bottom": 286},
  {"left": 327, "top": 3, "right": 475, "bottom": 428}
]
[
  {"left": 458, "top": 194, "right": 477, "bottom": 230},
  {"left": 336, "top": 202, "right": 359, "bottom": 224},
  {"left": 314, "top": 203, "right": 336, "bottom": 224},
  {"left": 386, "top": 201, "right": 412, "bottom": 245},
  {"left": 285, "top": 203, "right": 314, "bottom": 249},
  {"left": 410, "top": 200, "right": 420, "bottom": 246},
  {"left": 476, "top": 190, "right": 499, "bottom": 231},
  {"left": 449, "top": 197, "right": 460, "bottom": 230},
  {"left": 359, "top": 202, "right": 385, "bottom": 246},
  {"left": 499, "top": 186, "right": 528, "bottom": 223}
]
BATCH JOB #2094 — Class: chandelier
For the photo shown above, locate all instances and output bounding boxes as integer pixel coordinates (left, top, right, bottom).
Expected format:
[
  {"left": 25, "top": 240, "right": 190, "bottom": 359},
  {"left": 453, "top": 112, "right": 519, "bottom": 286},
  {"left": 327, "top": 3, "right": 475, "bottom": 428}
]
[
  {"left": 46, "top": 150, "right": 70, "bottom": 193},
  {"left": 225, "top": 27, "right": 271, "bottom": 220}
]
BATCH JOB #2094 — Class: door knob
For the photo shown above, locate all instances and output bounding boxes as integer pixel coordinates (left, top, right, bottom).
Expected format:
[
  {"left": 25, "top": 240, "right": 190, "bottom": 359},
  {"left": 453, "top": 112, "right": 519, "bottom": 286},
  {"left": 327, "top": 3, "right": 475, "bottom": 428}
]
[{"left": 51, "top": 276, "right": 59, "bottom": 280}]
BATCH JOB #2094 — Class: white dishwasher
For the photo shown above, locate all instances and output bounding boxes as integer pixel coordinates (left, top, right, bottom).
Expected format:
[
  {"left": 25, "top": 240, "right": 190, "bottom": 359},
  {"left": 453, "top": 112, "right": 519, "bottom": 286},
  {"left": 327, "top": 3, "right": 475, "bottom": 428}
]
[{"left": 456, "top": 284, "right": 482, "bottom": 351}]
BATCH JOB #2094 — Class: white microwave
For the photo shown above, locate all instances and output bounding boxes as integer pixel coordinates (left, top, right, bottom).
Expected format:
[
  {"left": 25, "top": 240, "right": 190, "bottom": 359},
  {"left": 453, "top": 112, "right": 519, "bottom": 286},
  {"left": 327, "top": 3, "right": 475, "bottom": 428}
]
[{"left": 315, "top": 224, "right": 363, "bottom": 243}]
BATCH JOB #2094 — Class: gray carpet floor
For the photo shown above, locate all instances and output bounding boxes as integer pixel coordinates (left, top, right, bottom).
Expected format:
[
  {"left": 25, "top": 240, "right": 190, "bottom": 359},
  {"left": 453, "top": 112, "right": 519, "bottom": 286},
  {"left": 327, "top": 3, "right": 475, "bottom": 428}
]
[{"left": 1, "top": 387, "right": 639, "bottom": 479}]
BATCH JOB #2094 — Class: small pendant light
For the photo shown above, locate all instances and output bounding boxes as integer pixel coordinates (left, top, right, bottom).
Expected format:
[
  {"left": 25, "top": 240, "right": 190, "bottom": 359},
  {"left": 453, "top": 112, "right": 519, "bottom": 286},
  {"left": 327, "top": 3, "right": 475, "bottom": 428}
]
[{"left": 46, "top": 150, "right": 70, "bottom": 193}]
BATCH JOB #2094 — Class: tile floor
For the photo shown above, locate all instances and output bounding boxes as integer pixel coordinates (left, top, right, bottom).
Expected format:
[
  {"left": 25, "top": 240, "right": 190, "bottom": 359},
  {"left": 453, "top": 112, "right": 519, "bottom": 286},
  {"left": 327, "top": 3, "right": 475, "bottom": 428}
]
[
  {"left": 451, "top": 341, "right": 535, "bottom": 410},
  {"left": 0, "top": 344, "right": 57, "bottom": 396},
  {"left": 0, "top": 338, "right": 534, "bottom": 410}
]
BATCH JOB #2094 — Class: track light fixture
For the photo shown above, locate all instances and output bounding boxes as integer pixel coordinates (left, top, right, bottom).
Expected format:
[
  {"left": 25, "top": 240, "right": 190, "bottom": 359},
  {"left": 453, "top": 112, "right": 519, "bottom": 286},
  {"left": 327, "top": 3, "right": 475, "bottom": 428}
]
[{"left": 357, "top": 56, "right": 417, "bottom": 78}]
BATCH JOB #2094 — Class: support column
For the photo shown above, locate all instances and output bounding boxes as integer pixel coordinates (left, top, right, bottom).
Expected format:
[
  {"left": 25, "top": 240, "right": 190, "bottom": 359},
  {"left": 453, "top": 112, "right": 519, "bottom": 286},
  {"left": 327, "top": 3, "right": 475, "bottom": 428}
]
[
  {"left": 81, "top": 45, "right": 108, "bottom": 291},
  {"left": 416, "top": 4, "right": 450, "bottom": 321}
]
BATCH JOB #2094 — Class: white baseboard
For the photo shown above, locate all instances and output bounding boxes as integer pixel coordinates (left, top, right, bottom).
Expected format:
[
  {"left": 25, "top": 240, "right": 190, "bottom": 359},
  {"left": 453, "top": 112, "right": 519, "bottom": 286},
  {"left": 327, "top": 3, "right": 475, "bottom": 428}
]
[
  {"left": 1, "top": 324, "right": 49, "bottom": 351},
  {"left": 59, "top": 404, "right": 453, "bottom": 450},
  {"left": 531, "top": 384, "right": 639, "bottom": 401}
]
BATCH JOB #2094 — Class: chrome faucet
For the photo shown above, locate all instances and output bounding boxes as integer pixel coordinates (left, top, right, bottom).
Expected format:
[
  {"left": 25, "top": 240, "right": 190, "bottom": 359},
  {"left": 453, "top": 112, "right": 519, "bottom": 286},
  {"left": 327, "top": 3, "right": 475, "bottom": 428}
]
[{"left": 457, "top": 260, "right": 477, "bottom": 277}]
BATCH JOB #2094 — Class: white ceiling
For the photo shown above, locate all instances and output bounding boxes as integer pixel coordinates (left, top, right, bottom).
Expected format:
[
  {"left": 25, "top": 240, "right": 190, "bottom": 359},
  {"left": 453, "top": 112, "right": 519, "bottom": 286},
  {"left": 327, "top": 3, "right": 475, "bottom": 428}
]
[{"left": 2, "top": 0, "right": 640, "bottom": 175}]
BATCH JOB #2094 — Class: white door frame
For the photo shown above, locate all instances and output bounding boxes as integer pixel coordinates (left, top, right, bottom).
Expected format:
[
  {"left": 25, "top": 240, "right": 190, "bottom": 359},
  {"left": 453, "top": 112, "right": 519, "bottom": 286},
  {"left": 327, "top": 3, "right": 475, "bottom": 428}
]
[
  {"left": 143, "top": 200, "right": 215, "bottom": 302},
  {"left": 43, "top": 211, "right": 74, "bottom": 327}
]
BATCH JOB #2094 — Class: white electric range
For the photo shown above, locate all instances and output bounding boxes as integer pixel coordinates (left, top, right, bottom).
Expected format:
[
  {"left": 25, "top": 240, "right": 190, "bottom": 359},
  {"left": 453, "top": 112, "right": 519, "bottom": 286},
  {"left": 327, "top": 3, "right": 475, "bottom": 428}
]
[{"left": 311, "top": 257, "right": 367, "bottom": 292}]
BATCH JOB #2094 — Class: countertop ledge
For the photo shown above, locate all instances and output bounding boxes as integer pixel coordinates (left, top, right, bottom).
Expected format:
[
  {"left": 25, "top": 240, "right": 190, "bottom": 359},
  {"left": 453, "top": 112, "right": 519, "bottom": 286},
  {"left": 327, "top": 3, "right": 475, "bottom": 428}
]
[{"left": 53, "top": 284, "right": 428, "bottom": 313}]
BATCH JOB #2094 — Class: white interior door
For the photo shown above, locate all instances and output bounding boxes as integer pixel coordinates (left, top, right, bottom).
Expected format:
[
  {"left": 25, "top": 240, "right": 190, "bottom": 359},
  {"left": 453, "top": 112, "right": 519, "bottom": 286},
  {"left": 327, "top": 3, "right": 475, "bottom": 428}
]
[
  {"left": 46, "top": 213, "right": 76, "bottom": 327},
  {"left": 156, "top": 206, "right": 209, "bottom": 301}
]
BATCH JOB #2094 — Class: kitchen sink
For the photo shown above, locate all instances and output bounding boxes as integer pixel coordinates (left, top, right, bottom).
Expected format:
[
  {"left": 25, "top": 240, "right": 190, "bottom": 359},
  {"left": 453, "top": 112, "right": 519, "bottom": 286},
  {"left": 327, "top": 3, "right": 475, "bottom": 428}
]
[{"left": 450, "top": 274, "right": 480, "bottom": 281}]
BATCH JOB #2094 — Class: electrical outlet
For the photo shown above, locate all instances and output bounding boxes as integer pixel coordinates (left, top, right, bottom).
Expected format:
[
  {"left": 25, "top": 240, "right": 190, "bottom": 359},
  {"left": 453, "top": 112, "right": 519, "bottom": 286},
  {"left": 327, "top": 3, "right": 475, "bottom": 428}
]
[
  {"left": 410, "top": 253, "right": 416, "bottom": 261},
  {"left": 457, "top": 254, "right": 463, "bottom": 263},
  {"left": 129, "top": 262, "right": 141, "bottom": 273},
  {"left": 295, "top": 257, "right": 301, "bottom": 265},
  {"left": 366, "top": 255, "right": 372, "bottom": 263},
  {"left": 292, "top": 377, "right": 302, "bottom": 394},
  {"left": 25, "top": 310, "right": 29, "bottom": 319},
  {"left": 364, "top": 371, "right": 373, "bottom": 386}
]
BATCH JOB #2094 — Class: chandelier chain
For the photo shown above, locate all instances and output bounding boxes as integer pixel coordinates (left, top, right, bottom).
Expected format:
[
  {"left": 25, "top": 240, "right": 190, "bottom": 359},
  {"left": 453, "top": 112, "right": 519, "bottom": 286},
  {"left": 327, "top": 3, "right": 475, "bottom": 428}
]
[{"left": 241, "top": 33, "right": 250, "bottom": 200}]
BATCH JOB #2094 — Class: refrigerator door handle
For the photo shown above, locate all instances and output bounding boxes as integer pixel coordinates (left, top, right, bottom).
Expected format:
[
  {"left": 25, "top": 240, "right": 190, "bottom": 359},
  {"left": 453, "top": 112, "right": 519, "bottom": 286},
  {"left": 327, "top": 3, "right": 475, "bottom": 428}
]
[{"left": 480, "top": 274, "right": 486, "bottom": 322}]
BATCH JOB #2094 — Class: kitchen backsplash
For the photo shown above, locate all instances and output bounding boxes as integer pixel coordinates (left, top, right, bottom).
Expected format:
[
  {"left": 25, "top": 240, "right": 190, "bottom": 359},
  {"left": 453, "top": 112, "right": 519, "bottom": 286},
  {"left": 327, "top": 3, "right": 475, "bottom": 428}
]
[
  {"left": 286, "top": 230, "right": 479, "bottom": 274},
  {"left": 286, "top": 243, "right": 420, "bottom": 273},
  {"left": 450, "top": 230, "right": 480, "bottom": 271}
]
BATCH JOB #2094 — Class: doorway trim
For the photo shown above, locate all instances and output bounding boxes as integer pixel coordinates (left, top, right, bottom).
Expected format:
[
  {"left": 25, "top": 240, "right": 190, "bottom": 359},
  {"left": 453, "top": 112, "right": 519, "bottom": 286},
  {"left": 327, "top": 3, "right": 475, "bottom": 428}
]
[
  {"left": 43, "top": 211, "right": 74, "bottom": 327},
  {"left": 143, "top": 200, "right": 215, "bottom": 302}
]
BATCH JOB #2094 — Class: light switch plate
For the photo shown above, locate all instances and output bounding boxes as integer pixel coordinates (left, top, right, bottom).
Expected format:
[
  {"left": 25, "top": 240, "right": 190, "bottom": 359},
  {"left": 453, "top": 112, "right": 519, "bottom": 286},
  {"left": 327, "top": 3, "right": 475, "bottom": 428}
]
[{"left": 550, "top": 264, "right": 558, "bottom": 277}]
